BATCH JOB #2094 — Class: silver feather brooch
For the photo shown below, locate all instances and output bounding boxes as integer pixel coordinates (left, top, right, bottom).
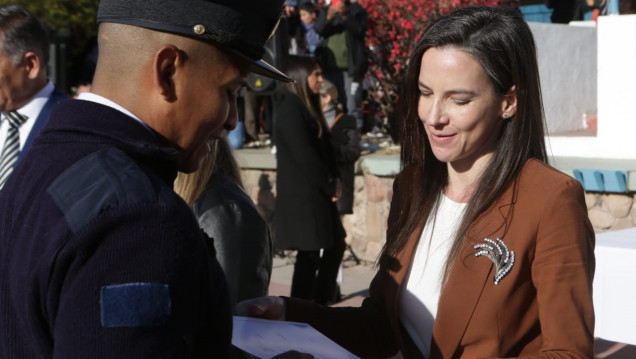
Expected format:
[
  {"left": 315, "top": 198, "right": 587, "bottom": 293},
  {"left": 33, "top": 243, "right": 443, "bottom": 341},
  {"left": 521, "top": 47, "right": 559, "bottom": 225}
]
[{"left": 473, "top": 237, "right": 515, "bottom": 285}]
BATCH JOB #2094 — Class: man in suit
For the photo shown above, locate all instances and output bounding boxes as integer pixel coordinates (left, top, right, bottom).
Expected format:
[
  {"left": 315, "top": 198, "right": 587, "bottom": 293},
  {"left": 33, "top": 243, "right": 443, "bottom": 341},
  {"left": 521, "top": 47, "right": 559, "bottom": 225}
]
[
  {"left": 0, "top": 4, "right": 66, "bottom": 187},
  {"left": 0, "top": 1, "right": 304, "bottom": 358}
]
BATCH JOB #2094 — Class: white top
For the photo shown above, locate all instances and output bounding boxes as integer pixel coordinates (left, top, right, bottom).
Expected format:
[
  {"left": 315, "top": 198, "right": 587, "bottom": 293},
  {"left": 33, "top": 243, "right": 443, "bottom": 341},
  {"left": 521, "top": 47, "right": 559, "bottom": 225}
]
[
  {"left": 398, "top": 194, "right": 466, "bottom": 358},
  {"left": 0, "top": 81, "right": 54, "bottom": 151}
]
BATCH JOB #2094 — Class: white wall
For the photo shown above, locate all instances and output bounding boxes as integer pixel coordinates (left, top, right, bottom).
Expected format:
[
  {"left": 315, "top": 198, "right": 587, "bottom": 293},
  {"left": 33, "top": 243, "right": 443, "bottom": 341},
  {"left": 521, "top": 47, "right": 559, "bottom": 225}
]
[
  {"left": 529, "top": 22, "right": 598, "bottom": 134},
  {"left": 548, "top": 14, "right": 636, "bottom": 160}
]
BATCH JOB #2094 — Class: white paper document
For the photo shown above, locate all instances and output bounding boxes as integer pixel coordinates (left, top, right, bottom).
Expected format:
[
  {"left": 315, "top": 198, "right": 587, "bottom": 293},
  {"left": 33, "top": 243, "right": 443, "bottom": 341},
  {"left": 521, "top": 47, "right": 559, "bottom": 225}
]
[{"left": 232, "top": 316, "right": 360, "bottom": 359}]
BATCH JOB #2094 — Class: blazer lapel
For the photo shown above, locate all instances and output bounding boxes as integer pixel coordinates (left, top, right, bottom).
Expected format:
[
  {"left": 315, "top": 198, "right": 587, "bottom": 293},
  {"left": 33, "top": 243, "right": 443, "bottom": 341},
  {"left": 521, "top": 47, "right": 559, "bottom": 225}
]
[{"left": 432, "top": 182, "right": 518, "bottom": 358}]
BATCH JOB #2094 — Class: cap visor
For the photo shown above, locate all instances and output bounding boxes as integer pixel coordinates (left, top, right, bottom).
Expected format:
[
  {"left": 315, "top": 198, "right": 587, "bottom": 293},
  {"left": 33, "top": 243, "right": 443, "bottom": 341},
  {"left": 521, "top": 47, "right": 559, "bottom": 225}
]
[
  {"left": 229, "top": 49, "right": 294, "bottom": 83},
  {"left": 250, "top": 59, "right": 295, "bottom": 83}
]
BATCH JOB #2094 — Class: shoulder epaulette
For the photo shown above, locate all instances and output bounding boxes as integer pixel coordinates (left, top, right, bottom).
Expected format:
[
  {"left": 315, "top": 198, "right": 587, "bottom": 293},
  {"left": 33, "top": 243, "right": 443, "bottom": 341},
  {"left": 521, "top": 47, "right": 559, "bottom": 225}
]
[{"left": 47, "top": 147, "right": 157, "bottom": 233}]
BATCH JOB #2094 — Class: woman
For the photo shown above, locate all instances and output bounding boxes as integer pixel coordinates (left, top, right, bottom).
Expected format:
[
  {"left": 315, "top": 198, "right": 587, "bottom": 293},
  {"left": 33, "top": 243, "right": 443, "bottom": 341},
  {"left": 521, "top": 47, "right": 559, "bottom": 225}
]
[
  {"left": 273, "top": 55, "right": 346, "bottom": 305},
  {"left": 174, "top": 136, "right": 273, "bottom": 308},
  {"left": 239, "top": 6, "right": 595, "bottom": 359}
]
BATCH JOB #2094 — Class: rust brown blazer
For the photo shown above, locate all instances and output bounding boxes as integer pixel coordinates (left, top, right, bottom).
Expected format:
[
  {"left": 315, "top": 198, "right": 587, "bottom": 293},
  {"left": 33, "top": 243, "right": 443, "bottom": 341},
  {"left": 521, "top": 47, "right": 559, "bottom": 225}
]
[{"left": 286, "top": 159, "right": 595, "bottom": 359}]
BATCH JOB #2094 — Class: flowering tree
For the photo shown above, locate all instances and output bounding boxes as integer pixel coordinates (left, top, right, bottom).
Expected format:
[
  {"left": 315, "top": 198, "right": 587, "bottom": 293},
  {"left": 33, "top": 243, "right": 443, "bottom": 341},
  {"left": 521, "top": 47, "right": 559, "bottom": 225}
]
[{"left": 359, "top": 0, "right": 519, "bottom": 142}]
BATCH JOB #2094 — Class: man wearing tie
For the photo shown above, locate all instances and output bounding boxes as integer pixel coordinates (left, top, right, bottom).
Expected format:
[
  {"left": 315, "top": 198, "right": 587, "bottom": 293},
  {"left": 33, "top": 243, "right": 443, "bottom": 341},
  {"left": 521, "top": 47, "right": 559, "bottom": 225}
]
[{"left": 0, "top": 4, "right": 66, "bottom": 187}]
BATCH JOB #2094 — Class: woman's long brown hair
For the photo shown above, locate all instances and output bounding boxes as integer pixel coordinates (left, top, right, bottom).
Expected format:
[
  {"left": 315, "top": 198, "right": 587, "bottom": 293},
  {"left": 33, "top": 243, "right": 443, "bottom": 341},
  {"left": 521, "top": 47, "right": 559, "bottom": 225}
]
[{"left": 382, "top": 6, "right": 547, "bottom": 286}]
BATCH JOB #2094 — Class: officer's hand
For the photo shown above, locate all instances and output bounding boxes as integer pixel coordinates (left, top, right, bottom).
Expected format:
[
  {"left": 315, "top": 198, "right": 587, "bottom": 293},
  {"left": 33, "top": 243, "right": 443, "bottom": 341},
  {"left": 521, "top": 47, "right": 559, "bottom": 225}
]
[
  {"left": 236, "top": 296, "right": 286, "bottom": 321},
  {"left": 327, "top": 4, "right": 339, "bottom": 20}
]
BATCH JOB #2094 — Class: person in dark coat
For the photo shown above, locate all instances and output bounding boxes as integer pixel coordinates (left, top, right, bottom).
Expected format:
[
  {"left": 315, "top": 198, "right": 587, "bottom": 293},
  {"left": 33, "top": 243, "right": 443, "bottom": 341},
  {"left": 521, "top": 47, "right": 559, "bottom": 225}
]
[
  {"left": 175, "top": 136, "right": 273, "bottom": 359},
  {"left": 320, "top": 79, "right": 360, "bottom": 215},
  {"left": 273, "top": 55, "right": 346, "bottom": 305}
]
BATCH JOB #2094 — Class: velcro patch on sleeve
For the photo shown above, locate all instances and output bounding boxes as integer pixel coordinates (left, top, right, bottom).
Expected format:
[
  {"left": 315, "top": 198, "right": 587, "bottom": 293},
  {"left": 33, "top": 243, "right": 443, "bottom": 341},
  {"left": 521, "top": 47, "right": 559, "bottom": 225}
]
[{"left": 100, "top": 283, "right": 171, "bottom": 327}]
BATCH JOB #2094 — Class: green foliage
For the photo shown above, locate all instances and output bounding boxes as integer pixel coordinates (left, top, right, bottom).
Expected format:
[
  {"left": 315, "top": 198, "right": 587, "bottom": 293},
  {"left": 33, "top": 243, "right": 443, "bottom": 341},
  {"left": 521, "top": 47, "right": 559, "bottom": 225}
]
[
  {"left": 0, "top": 0, "right": 100, "bottom": 91},
  {"left": 0, "top": 0, "right": 99, "bottom": 39}
]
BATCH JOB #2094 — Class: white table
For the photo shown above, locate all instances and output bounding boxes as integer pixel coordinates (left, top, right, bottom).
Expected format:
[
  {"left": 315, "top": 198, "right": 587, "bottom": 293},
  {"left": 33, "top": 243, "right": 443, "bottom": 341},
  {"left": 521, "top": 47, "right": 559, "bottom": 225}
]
[{"left": 593, "top": 227, "right": 636, "bottom": 345}]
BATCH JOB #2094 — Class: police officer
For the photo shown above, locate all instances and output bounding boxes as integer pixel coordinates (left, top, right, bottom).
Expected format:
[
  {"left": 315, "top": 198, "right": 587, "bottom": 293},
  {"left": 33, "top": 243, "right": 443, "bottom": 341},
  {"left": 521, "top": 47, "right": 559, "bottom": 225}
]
[{"left": 0, "top": 1, "right": 298, "bottom": 358}]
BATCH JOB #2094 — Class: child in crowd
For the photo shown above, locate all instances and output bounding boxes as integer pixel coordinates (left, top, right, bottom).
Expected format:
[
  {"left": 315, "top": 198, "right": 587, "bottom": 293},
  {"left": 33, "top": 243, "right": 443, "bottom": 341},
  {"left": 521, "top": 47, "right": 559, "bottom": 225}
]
[{"left": 299, "top": 2, "right": 322, "bottom": 55}]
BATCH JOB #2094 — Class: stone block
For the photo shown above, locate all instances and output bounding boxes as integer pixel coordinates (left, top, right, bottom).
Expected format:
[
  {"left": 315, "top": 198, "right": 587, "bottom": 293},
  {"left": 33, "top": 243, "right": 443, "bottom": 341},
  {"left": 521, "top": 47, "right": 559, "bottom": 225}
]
[
  {"left": 381, "top": 177, "right": 395, "bottom": 202},
  {"left": 364, "top": 241, "right": 384, "bottom": 262},
  {"left": 351, "top": 216, "right": 367, "bottom": 241},
  {"left": 341, "top": 214, "right": 355, "bottom": 244},
  {"left": 351, "top": 236, "right": 368, "bottom": 256},
  {"left": 241, "top": 170, "right": 260, "bottom": 186},
  {"left": 631, "top": 203, "right": 636, "bottom": 225},
  {"left": 600, "top": 193, "right": 633, "bottom": 218},
  {"left": 584, "top": 193, "right": 598, "bottom": 210},
  {"left": 366, "top": 203, "right": 389, "bottom": 241},
  {"left": 611, "top": 216, "right": 635, "bottom": 231},
  {"left": 353, "top": 187, "right": 366, "bottom": 208},
  {"left": 341, "top": 213, "right": 353, "bottom": 228},
  {"left": 365, "top": 175, "right": 386, "bottom": 203},
  {"left": 588, "top": 207, "right": 616, "bottom": 230},
  {"left": 354, "top": 175, "right": 365, "bottom": 192}
]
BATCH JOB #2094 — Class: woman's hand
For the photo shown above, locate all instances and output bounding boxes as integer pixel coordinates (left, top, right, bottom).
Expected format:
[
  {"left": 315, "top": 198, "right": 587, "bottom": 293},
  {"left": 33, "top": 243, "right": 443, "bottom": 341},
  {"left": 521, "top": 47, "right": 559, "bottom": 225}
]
[
  {"left": 236, "top": 296, "right": 286, "bottom": 321},
  {"left": 332, "top": 178, "right": 342, "bottom": 202}
]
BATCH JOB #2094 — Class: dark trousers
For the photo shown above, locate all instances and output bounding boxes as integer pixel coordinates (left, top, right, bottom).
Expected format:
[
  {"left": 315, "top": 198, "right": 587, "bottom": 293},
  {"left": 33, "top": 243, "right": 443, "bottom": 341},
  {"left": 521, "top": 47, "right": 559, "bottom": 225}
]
[
  {"left": 290, "top": 236, "right": 346, "bottom": 305},
  {"left": 242, "top": 89, "right": 273, "bottom": 143},
  {"left": 324, "top": 70, "right": 364, "bottom": 129}
]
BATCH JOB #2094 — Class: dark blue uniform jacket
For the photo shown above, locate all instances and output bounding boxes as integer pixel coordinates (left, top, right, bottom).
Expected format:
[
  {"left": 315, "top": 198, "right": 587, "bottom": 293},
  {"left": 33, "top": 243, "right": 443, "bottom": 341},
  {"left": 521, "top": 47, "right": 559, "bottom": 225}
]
[{"left": 0, "top": 99, "right": 232, "bottom": 358}]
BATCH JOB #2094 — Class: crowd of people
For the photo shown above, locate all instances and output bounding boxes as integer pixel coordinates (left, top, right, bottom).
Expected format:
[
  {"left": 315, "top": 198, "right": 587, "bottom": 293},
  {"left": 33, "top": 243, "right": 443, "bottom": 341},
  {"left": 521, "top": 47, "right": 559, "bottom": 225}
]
[
  {"left": 242, "top": 0, "right": 371, "bottom": 145},
  {"left": 548, "top": 0, "right": 636, "bottom": 23},
  {"left": 0, "top": 1, "right": 596, "bottom": 359}
]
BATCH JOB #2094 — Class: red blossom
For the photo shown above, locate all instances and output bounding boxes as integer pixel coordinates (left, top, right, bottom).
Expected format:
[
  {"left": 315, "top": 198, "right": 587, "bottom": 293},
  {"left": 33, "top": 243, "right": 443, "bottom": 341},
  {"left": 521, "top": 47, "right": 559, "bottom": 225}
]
[{"left": 360, "top": 0, "right": 520, "bottom": 139}]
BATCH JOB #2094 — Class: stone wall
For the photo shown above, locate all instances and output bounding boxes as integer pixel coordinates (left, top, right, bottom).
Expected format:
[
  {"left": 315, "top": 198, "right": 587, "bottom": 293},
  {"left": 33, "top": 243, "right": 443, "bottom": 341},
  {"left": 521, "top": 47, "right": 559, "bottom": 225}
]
[
  {"left": 240, "top": 165, "right": 636, "bottom": 264},
  {"left": 586, "top": 193, "right": 636, "bottom": 232},
  {"left": 240, "top": 168, "right": 393, "bottom": 263},
  {"left": 344, "top": 175, "right": 393, "bottom": 262}
]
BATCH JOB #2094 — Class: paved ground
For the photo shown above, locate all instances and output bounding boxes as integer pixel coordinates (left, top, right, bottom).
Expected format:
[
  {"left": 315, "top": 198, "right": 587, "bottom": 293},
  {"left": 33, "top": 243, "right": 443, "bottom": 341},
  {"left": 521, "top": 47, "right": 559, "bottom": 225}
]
[
  {"left": 268, "top": 252, "right": 635, "bottom": 359},
  {"left": 268, "top": 252, "right": 373, "bottom": 307}
]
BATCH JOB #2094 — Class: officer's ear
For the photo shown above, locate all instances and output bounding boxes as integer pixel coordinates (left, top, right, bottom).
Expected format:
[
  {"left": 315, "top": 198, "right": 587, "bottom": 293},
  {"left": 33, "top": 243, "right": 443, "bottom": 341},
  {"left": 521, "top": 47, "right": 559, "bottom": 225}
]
[{"left": 152, "top": 45, "right": 180, "bottom": 102}]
